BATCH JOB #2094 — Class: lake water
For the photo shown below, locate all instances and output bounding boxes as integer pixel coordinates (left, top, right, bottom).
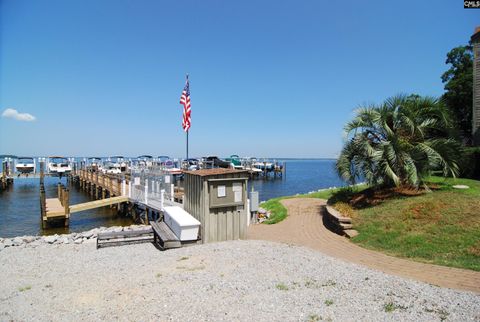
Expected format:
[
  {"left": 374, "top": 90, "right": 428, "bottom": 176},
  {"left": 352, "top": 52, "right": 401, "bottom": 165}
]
[
  {"left": 0, "top": 176, "right": 133, "bottom": 238},
  {"left": 0, "top": 159, "right": 345, "bottom": 238},
  {"left": 250, "top": 159, "right": 345, "bottom": 201}
]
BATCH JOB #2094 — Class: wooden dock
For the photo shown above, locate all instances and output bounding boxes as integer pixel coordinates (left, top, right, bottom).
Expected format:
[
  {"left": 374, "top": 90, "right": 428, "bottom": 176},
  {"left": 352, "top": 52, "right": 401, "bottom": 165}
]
[
  {"left": 74, "top": 169, "right": 128, "bottom": 198},
  {"left": 40, "top": 164, "right": 185, "bottom": 229},
  {"left": 40, "top": 168, "right": 131, "bottom": 228}
]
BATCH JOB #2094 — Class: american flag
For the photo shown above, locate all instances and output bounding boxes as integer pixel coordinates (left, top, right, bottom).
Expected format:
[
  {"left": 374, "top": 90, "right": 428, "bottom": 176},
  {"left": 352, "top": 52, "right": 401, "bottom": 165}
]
[{"left": 180, "top": 75, "right": 191, "bottom": 132}]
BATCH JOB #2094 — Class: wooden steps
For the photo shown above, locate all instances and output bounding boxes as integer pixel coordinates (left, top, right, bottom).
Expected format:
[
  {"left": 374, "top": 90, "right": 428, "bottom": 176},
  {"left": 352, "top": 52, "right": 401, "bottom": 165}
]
[
  {"left": 325, "top": 205, "right": 358, "bottom": 238},
  {"left": 151, "top": 221, "right": 181, "bottom": 250}
]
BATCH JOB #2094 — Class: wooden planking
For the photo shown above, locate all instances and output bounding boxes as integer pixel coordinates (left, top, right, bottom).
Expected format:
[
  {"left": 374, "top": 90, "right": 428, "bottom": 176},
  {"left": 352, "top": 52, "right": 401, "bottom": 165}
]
[
  {"left": 226, "top": 209, "right": 233, "bottom": 240},
  {"left": 203, "top": 179, "right": 210, "bottom": 243},
  {"left": 151, "top": 221, "right": 181, "bottom": 249},
  {"left": 151, "top": 222, "right": 178, "bottom": 242},
  {"left": 46, "top": 198, "right": 66, "bottom": 217},
  {"left": 70, "top": 196, "right": 129, "bottom": 213},
  {"left": 233, "top": 208, "right": 240, "bottom": 240},
  {"left": 98, "top": 228, "right": 153, "bottom": 240},
  {"left": 97, "top": 228, "right": 154, "bottom": 248},
  {"left": 239, "top": 178, "right": 247, "bottom": 239},
  {"left": 183, "top": 170, "right": 249, "bottom": 244}
]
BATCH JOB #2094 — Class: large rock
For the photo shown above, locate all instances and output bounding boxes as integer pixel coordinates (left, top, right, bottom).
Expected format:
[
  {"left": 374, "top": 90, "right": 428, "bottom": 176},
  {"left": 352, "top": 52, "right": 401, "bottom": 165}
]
[
  {"left": 30, "top": 240, "right": 41, "bottom": 248},
  {"left": 89, "top": 228, "right": 100, "bottom": 237},
  {"left": 44, "top": 235, "right": 57, "bottom": 244},
  {"left": 74, "top": 238, "right": 82, "bottom": 244},
  {"left": 62, "top": 237, "right": 69, "bottom": 244},
  {"left": 82, "top": 231, "right": 94, "bottom": 239},
  {"left": 23, "top": 236, "right": 36, "bottom": 243},
  {"left": 3, "top": 239, "right": 14, "bottom": 247},
  {"left": 12, "top": 237, "right": 23, "bottom": 246}
]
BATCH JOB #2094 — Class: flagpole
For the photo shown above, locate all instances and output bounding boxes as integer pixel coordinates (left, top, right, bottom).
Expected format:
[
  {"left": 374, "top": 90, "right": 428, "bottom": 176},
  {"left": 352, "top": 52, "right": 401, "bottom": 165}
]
[{"left": 186, "top": 130, "right": 189, "bottom": 162}]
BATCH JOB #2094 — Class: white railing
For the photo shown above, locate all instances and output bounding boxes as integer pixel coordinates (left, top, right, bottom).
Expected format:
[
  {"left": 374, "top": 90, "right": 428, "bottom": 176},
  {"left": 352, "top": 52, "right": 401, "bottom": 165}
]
[{"left": 129, "top": 165, "right": 175, "bottom": 210}]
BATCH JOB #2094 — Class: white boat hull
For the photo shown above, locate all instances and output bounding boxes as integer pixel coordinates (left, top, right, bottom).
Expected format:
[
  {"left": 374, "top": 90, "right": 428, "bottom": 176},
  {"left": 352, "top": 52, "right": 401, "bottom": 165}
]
[{"left": 16, "top": 164, "right": 35, "bottom": 174}]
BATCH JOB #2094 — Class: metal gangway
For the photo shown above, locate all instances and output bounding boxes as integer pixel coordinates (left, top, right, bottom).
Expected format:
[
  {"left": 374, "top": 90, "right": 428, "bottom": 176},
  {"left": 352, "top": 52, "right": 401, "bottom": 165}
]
[{"left": 128, "top": 165, "right": 182, "bottom": 212}]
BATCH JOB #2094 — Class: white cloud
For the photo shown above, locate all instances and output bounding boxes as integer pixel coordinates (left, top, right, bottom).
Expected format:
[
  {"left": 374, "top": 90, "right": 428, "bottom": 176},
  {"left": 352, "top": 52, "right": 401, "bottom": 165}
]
[{"left": 1, "top": 108, "right": 36, "bottom": 122}]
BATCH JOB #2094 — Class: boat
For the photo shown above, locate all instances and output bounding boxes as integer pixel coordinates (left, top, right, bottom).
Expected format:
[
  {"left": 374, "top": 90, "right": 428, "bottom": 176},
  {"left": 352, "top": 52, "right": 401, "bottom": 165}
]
[
  {"left": 253, "top": 159, "right": 275, "bottom": 171},
  {"left": 225, "top": 155, "right": 244, "bottom": 170},
  {"left": 111, "top": 156, "right": 128, "bottom": 172},
  {"left": 48, "top": 156, "right": 72, "bottom": 176},
  {"left": 183, "top": 158, "right": 200, "bottom": 171},
  {"left": 15, "top": 157, "right": 35, "bottom": 174},
  {"left": 157, "top": 156, "right": 171, "bottom": 166},
  {"left": 137, "top": 155, "right": 153, "bottom": 167},
  {"left": 100, "top": 162, "right": 122, "bottom": 174},
  {"left": 162, "top": 157, "right": 183, "bottom": 175},
  {"left": 100, "top": 156, "right": 127, "bottom": 174},
  {"left": 204, "top": 156, "right": 231, "bottom": 169},
  {"left": 87, "top": 157, "right": 103, "bottom": 170},
  {"left": 242, "top": 157, "right": 263, "bottom": 174}
]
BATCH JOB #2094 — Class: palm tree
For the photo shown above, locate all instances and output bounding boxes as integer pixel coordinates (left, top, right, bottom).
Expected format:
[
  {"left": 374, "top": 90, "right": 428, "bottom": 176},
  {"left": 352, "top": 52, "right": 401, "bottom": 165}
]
[{"left": 336, "top": 94, "right": 460, "bottom": 189}]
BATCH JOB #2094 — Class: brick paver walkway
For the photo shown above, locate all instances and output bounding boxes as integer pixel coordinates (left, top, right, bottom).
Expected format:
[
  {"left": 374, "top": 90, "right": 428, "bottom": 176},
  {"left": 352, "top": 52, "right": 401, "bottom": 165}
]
[{"left": 248, "top": 198, "right": 480, "bottom": 293}]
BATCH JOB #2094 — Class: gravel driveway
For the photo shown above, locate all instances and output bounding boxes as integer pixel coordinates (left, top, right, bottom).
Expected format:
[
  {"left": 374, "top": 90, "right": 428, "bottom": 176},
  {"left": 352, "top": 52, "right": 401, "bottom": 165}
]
[{"left": 0, "top": 240, "right": 478, "bottom": 321}]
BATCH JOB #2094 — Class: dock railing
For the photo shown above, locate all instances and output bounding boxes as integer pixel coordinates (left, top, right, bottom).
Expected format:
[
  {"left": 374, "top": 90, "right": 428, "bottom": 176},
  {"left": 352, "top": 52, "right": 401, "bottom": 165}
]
[{"left": 129, "top": 165, "right": 175, "bottom": 210}]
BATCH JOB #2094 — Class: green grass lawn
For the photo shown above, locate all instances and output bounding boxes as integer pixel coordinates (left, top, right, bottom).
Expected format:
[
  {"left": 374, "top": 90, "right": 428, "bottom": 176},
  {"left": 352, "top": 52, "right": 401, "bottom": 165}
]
[
  {"left": 260, "top": 178, "right": 480, "bottom": 271},
  {"left": 350, "top": 177, "right": 480, "bottom": 271}
]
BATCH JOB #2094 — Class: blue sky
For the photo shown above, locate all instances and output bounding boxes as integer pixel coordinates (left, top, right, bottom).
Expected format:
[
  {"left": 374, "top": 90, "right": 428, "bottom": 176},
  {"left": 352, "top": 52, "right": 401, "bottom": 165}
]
[{"left": 0, "top": 0, "right": 478, "bottom": 158}]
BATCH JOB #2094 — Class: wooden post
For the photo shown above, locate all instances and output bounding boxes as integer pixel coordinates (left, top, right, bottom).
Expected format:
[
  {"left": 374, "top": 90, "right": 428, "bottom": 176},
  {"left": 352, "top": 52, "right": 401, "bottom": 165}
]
[
  {"left": 40, "top": 161, "right": 44, "bottom": 185},
  {"left": 64, "top": 188, "right": 70, "bottom": 227},
  {"left": 40, "top": 185, "right": 46, "bottom": 229},
  {"left": 109, "top": 177, "right": 113, "bottom": 197},
  {"left": 57, "top": 183, "right": 62, "bottom": 203},
  {"left": 145, "top": 207, "right": 149, "bottom": 224}
]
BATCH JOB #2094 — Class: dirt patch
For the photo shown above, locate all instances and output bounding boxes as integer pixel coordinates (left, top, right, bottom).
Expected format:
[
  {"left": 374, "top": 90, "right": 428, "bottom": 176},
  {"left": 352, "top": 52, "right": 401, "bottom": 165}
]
[
  {"left": 404, "top": 201, "right": 447, "bottom": 223},
  {"left": 467, "top": 242, "right": 480, "bottom": 257},
  {"left": 342, "top": 187, "right": 425, "bottom": 208}
]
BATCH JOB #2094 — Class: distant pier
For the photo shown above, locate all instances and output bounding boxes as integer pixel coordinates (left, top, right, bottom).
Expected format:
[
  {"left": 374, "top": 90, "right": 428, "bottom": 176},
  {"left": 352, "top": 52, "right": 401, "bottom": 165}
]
[{"left": 1, "top": 160, "right": 14, "bottom": 190}]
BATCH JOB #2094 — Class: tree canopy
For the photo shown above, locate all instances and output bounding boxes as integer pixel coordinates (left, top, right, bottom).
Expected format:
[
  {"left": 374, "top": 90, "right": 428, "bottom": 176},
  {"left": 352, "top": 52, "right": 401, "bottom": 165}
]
[
  {"left": 441, "top": 45, "right": 473, "bottom": 143},
  {"left": 336, "top": 95, "right": 460, "bottom": 189}
]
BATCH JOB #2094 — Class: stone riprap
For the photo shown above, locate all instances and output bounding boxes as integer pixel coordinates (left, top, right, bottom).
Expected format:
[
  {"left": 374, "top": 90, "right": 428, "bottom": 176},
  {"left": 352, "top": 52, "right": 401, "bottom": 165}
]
[{"left": 0, "top": 225, "right": 151, "bottom": 250}]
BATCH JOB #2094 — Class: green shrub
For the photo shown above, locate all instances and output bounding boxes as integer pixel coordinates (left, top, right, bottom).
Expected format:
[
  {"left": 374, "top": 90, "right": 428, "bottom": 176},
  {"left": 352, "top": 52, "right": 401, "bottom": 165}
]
[{"left": 458, "top": 147, "right": 480, "bottom": 179}]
